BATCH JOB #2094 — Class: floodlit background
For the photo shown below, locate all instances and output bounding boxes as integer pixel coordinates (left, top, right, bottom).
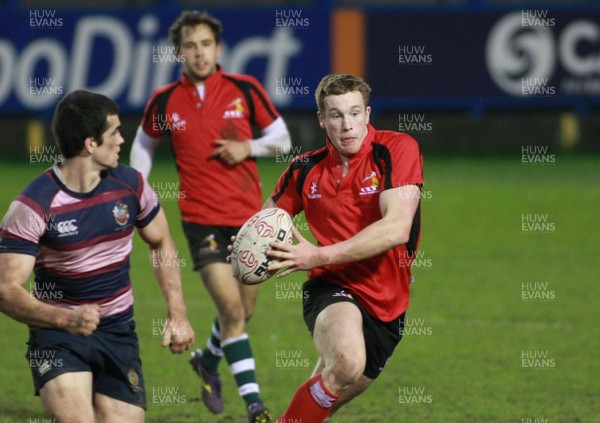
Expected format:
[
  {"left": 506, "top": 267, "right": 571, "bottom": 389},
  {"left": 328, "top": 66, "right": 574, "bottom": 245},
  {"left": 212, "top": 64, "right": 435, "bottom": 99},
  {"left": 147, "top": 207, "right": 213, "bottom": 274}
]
[{"left": 0, "top": 0, "right": 598, "bottom": 422}]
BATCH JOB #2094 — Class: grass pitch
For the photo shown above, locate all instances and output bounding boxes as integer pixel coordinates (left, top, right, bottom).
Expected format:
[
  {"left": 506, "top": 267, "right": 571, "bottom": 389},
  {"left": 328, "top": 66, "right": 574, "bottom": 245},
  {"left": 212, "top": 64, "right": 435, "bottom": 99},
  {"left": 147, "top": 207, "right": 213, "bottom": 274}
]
[{"left": 0, "top": 154, "right": 598, "bottom": 423}]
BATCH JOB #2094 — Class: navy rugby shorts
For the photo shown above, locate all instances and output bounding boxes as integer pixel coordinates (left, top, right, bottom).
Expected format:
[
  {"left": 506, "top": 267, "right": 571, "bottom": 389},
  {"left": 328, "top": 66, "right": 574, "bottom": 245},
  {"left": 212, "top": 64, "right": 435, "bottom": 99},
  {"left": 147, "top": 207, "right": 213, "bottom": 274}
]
[
  {"left": 26, "top": 320, "right": 146, "bottom": 409},
  {"left": 302, "top": 278, "right": 406, "bottom": 380}
]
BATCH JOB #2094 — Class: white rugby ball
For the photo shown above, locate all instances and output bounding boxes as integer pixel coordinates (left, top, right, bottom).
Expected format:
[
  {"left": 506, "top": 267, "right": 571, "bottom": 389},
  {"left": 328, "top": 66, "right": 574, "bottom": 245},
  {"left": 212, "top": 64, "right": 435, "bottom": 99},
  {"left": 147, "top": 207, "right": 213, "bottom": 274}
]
[{"left": 231, "top": 208, "right": 293, "bottom": 285}]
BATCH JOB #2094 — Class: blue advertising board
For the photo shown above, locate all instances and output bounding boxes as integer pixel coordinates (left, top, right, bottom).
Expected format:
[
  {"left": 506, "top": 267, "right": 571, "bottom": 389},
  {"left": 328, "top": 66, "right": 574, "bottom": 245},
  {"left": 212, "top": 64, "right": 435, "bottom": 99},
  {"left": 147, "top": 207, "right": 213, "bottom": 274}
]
[
  {"left": 366, "top": 8, "right": 600, "bottom": 112},
  {"left": 0, "top": 7, "right": 328, "bottom": 113},
  {"left": 1, "top": 5, "right": 599, "bottom": 115}
]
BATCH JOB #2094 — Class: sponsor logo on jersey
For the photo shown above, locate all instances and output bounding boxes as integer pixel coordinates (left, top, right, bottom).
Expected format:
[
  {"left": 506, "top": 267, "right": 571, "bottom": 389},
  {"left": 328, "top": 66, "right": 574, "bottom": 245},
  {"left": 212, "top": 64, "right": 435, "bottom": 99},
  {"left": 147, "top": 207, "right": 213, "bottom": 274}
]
[
  {"left": 55, "top": 219, "right": 78, "bottom": 237},
  {"left": 308, "top": 181, "right": 321, "bottom": 199},
  {"left": 112, "top": 201, "right": 130, "bottom": 226},
  {"left": 223, "top": 98, "right": 245, "bottom": 119},
  {"left": 359, "top": 171, "right": 380, "bottom": 195}
]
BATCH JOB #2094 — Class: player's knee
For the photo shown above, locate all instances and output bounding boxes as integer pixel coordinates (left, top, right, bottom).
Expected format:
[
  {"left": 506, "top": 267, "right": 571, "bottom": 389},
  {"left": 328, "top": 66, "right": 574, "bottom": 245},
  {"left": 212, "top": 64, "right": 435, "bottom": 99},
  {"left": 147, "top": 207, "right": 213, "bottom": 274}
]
[
  {"left": 327, "top": 353, "right": 365, "bottom": 390},
  {"left": 218, "top": 304, "right": 245, "bottom": 328}
]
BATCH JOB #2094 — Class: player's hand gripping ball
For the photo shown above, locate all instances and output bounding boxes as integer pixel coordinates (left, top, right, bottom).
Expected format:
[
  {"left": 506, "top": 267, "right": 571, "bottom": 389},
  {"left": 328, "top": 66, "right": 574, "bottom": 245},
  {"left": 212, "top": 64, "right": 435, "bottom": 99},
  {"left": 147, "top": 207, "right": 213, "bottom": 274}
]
[{"left": 231, "top": 208, "right": 293, "bottom": 285}]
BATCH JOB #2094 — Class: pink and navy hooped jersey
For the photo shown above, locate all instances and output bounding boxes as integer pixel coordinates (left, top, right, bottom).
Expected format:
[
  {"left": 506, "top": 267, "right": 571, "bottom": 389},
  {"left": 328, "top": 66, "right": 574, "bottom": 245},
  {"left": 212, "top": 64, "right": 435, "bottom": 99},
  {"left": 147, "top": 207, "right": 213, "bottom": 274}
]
[{"left": 0, "top": 164, "right": 160, "bottom": 328}]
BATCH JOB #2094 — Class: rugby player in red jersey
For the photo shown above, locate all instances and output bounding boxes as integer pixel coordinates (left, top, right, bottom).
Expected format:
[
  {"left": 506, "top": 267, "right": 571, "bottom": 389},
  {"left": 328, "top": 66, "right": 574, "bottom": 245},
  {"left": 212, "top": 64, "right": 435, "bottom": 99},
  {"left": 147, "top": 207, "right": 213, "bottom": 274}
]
[
  {"left": 266, "top": 74, "right": 423, "bottom": 422},
  {"left": 130, "top": 11, "right": 291, "bottom": 422}
]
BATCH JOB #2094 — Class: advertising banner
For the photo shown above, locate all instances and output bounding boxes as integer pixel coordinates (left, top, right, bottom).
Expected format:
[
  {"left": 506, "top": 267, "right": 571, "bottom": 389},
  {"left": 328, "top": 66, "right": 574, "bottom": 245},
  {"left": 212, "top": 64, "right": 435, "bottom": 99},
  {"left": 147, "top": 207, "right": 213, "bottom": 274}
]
[
  {"left": 367, "top": 8, "right": 600, "bottom": 109},
  {"left": 0, "top": 7, "right": 329, "bottom": 113}
]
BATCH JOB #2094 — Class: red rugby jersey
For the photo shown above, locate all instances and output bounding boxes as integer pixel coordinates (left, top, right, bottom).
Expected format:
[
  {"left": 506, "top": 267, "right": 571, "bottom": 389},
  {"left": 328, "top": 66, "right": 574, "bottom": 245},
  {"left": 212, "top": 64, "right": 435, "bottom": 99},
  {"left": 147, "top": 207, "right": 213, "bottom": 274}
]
[
  {"left": 271, "top": 124, "right": 423, "bottom": 322},
  {"left": 140, "top": 67, "right": 280, "bottom": 226}
]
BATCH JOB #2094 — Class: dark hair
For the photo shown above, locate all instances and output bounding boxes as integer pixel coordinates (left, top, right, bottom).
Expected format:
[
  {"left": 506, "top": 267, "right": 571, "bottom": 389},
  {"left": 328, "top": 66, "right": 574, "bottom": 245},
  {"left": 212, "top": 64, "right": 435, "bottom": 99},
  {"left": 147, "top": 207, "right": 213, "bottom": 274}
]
[
  {"left": 315, "top": 74, "right": 371, "bottom": 114},
  {"left": 169, "top": 10, "right": 222, "bottom": 48},
  {"left": 51, "top": 90, "right": 119, "bottom": 159}
]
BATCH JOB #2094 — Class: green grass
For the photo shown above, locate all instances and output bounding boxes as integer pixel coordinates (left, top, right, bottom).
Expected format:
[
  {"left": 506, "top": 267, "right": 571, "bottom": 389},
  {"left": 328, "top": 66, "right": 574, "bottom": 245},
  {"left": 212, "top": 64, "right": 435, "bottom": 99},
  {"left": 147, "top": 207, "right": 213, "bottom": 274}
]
[{"left": 0, "top": 155, "right": 598, "bottom": 422}]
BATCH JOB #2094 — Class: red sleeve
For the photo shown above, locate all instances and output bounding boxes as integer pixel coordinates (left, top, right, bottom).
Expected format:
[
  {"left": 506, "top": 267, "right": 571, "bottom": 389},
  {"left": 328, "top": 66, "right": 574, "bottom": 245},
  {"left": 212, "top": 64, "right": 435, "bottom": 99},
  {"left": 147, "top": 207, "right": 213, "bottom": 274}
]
[
  {"left": 140, "top": 91, "right": 164, "bottom": 138},
  {"left": 140, "top": 82, "right": 179, "bottom": 138},
  {"left": 270, "top": 158, "right": 305, "bottom": 217},
  {"left": 245, "top": 76, "right": 280, "bottom": 130},
  {"left": 387, "top": 133, "right": 424, "bottom": 189}
]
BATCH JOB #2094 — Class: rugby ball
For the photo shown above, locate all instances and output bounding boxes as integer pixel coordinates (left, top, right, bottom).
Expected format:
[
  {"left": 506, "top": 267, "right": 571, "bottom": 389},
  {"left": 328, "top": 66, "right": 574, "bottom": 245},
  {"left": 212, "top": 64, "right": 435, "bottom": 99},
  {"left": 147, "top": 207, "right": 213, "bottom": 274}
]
[{"left": 231, "top": 208, "right": 293, "bottom": 285}]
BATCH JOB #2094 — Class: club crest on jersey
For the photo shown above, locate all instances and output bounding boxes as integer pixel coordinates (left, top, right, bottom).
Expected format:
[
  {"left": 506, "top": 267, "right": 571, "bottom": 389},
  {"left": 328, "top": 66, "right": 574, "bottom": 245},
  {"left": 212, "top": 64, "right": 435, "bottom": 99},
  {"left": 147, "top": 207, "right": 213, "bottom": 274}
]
[
  {"left": 112, "top": 201, "right": 130, "bottom": 226},
  {"left": 359, "top": 171, "right": 380, "bottom": 195},
  {"left": 223, "top": 98, "right": 245, "bottom": 119}
]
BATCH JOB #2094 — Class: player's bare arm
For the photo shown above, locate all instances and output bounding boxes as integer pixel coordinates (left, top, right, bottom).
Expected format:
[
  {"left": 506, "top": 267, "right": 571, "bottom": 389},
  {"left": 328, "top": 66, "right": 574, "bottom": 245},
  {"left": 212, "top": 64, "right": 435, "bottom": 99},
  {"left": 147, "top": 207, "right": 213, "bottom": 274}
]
[
  {"left": 268, "top": 184, "right": 421, "bottom": 276},
  {"left": 137, "top": 207, "right": 195, "bottom": 353},
  {"left": 0, "top": 253, "right": 100, "bottom": 335}
]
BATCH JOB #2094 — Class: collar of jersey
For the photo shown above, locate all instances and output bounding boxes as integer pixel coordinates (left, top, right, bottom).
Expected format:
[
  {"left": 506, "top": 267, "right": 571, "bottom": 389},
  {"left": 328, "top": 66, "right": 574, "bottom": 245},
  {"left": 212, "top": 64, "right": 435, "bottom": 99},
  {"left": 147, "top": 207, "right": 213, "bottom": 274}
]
[
  {"left": 180, "top": 65, "right": 223, "bottom": 90},
  {"left": 50, "top": 163, "right": 108, "bottom": 199}
]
